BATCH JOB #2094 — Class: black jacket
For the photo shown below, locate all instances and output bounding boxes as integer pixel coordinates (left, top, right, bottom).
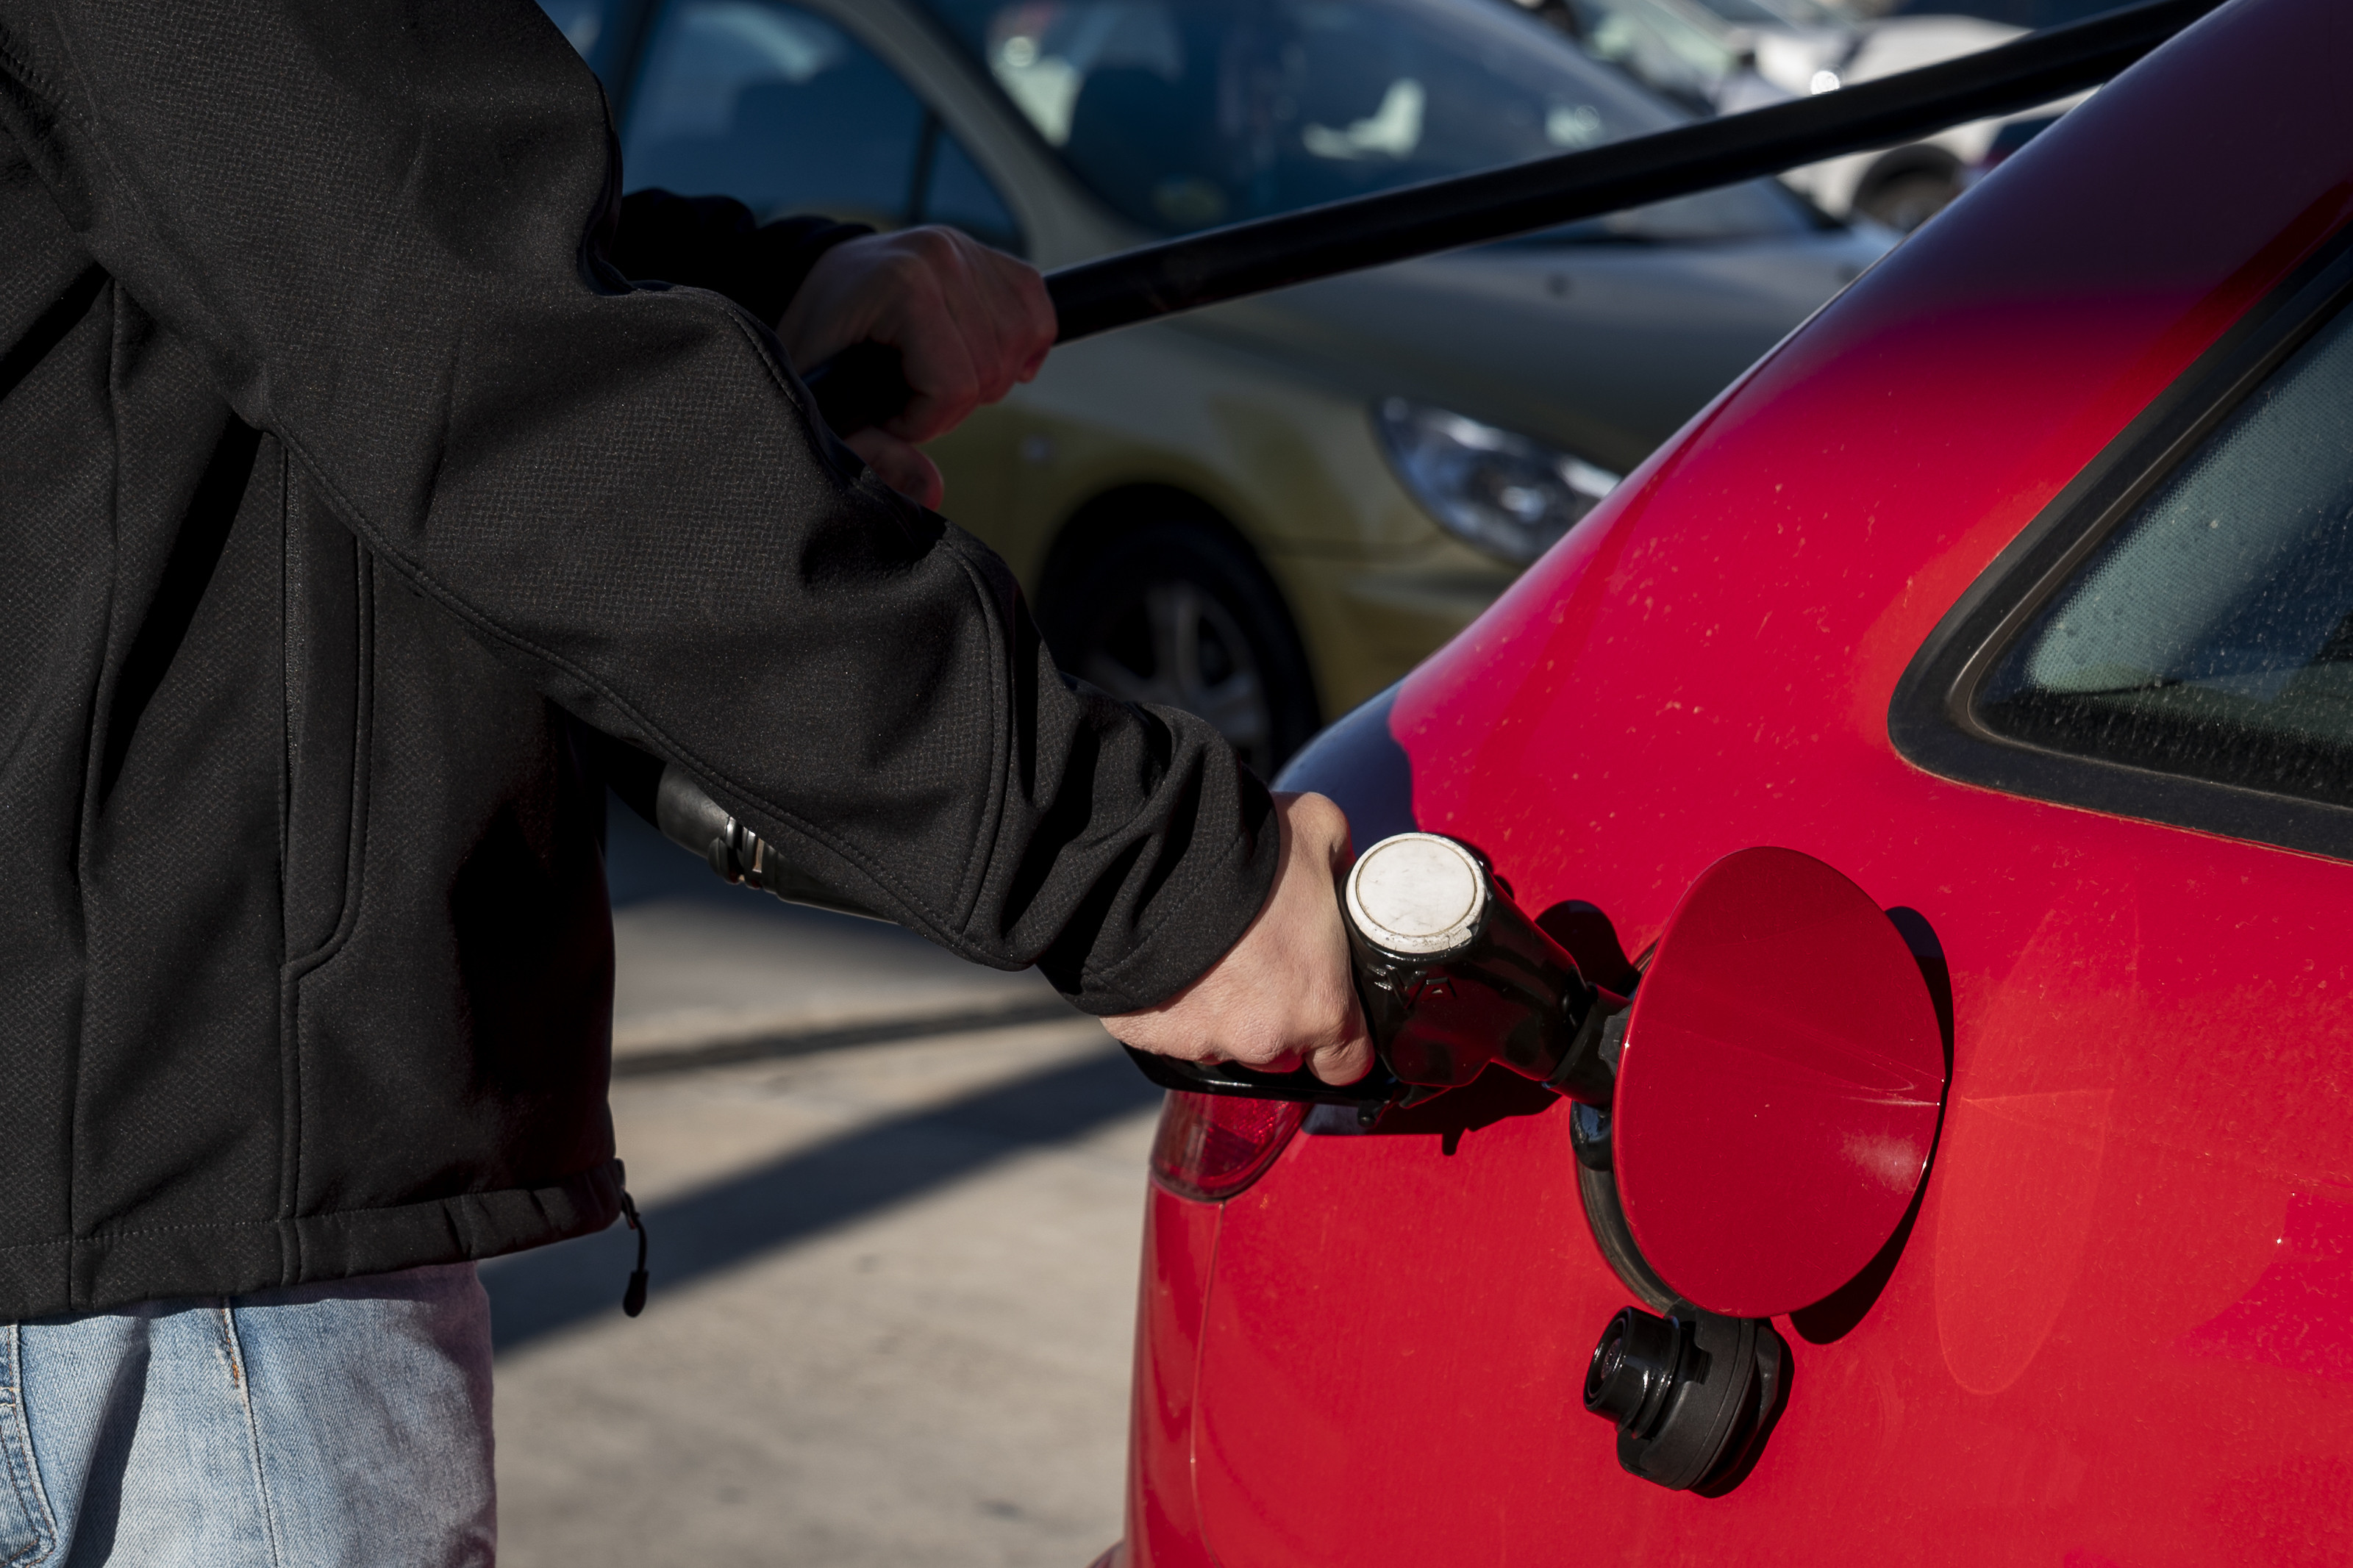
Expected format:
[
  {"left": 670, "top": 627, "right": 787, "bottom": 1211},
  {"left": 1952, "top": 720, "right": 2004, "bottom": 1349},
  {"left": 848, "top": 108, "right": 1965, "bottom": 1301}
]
[{"left": 0, "top": 0, "right": 1276, "bottom": 1318}]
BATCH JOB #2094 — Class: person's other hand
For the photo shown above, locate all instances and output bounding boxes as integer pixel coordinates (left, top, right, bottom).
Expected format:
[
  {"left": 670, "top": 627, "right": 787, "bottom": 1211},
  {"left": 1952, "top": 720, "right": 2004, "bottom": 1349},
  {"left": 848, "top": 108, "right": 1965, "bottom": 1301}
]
[
  {"left": 1103, "top": 792, "right": 1374, "bottom": 1086},
  {"left": 777, "top": 227, "right": 1054, "bottom": 509}
]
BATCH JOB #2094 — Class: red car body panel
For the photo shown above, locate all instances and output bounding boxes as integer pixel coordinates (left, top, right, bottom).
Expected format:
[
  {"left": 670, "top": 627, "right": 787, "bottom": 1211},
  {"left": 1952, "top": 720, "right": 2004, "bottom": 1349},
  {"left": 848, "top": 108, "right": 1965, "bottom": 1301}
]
[
  {"left": 1128, "top": 1189, "right": 1220, "bottom": 1568},
  {"left": 1130, "top": 0, "right": 2353, "bottom": 1560}
]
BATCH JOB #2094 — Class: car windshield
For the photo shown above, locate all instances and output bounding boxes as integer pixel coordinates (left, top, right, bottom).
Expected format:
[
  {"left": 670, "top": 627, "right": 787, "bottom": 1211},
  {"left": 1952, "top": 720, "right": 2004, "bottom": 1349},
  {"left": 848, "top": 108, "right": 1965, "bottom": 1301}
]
[{"left": 912, "top": 0, "right": 1804, "bottom": 239}]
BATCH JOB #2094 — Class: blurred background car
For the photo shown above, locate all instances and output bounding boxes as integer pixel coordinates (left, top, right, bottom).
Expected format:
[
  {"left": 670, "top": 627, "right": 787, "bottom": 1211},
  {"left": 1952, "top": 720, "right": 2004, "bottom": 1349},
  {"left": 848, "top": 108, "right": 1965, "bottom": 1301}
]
[
  {"left": 1510, "top": 0, "right": 1761, "bottom": 113},
  {"left": 1767, "top": 7, "right": 2053, "bottom": 227},
  {"left": 1512, "top": 0, "right": 2077, "bottom": 230},
  {"left": 543, "top": 0, "right": 1885, "bottom": 770}
]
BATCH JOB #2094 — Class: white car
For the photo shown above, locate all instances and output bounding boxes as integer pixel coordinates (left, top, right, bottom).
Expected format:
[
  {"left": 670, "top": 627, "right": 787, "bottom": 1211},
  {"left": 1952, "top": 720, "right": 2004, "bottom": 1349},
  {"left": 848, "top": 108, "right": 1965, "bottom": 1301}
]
[
  {"left": 1751, "top": 10, "right": 2085, "bottom": 229},
  {"left": 1535, "top": 0, "right": 2081, "bottom": 229}
]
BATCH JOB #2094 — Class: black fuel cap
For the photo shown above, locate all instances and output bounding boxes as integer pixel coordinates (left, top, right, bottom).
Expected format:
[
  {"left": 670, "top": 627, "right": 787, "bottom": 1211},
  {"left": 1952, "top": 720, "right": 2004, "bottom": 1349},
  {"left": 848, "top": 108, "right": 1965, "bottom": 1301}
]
[{"left": 1583, "top": 1306, "right": 1788, "bottom": 1493}]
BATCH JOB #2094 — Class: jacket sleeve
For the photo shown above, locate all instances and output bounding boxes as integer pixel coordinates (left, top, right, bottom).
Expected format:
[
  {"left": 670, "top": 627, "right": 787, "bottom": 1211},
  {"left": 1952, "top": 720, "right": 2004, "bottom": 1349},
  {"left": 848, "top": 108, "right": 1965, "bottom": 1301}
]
[
  {"left": 0, "top": 0, "right": 1277, "bottom": 1014},
  {"left": 608, "top": 190, "right": 868, "bottom": 328}
]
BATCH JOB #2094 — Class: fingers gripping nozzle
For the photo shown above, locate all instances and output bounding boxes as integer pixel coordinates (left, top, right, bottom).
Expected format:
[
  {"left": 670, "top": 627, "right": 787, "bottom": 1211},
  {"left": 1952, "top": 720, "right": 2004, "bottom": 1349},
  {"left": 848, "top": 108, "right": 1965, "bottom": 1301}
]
[{"left": 1122, "top": 831, "right": 1627, "bottom": 1113}]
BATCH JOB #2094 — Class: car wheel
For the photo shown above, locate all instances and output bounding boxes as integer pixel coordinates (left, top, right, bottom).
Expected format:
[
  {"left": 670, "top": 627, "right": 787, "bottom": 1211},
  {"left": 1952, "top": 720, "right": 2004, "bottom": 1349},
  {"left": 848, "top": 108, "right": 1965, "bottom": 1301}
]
[
  {"left": 1040, "top": 521, "right": 1321, "bottom": 776},
  {"left": 1857, "top": 171, "right": 1960, "bottom": 233}
]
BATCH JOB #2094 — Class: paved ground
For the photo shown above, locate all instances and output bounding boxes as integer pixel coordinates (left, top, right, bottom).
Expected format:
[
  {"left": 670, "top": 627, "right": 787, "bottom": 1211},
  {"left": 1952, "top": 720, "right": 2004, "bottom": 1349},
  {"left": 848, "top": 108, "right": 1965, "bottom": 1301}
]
[{"left": 486, "top": 803, "right": 1157, "bottom": 1567}]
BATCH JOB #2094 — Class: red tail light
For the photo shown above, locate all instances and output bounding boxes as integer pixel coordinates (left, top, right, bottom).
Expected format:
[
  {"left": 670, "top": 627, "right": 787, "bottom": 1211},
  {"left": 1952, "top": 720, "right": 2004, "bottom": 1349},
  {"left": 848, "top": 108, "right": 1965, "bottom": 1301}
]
[{"left": 1149, "top": 1092, "right": 1306, "bottom": 1202}]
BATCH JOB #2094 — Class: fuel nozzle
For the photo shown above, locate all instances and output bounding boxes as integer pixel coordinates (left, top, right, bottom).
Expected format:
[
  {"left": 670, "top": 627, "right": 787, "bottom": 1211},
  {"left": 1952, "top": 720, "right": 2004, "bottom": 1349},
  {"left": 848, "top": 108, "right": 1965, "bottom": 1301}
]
[{"left": 1342, "top": 833, "right": 1624, "bottom": 1106}]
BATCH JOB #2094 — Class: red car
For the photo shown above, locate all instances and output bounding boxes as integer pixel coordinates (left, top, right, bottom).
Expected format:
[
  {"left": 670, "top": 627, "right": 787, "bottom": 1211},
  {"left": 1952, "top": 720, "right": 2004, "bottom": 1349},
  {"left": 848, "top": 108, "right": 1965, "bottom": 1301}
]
[{"left": 1120, "top": 0, "right": 2353, "bottom": 1560}]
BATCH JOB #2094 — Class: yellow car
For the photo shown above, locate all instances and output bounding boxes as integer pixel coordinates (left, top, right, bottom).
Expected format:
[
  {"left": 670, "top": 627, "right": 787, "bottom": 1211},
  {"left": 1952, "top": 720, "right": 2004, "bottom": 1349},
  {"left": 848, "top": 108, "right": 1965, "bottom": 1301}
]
[{"left": 547, "top": 0, "right": 1887, "bottom": 767}]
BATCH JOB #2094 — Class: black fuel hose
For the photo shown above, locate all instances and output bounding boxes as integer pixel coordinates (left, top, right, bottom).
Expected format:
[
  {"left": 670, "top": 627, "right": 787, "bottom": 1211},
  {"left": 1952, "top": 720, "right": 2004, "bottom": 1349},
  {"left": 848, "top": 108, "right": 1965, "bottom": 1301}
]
[{"left": 804, "top": 0, "right": 2222, "bottom": 434}]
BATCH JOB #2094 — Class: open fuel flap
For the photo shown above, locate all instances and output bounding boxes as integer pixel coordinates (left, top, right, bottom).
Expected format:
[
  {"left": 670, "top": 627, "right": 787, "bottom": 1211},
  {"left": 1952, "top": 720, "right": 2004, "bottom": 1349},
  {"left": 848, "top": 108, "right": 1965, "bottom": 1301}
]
[{"left": 1607, "top": 846, "right": 1946, "bottom": 1320}]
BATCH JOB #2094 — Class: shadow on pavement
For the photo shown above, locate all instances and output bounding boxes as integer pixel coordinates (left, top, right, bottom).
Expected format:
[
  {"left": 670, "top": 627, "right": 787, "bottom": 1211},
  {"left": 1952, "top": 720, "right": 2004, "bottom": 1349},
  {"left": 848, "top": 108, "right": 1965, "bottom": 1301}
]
[
  {"left": 486, "top": 1048, "right": 1163, "bottom": 1355},
  {"left": 613, "top": 998, "right": 1079, "bottom": 1078}
]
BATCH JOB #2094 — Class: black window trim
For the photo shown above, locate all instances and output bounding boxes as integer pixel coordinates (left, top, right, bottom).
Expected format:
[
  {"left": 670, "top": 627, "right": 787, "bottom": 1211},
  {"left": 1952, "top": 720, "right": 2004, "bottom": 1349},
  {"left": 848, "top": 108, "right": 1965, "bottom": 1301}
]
[{"left": 1888, "top": 217, "right": 2353, "bottom": 864}]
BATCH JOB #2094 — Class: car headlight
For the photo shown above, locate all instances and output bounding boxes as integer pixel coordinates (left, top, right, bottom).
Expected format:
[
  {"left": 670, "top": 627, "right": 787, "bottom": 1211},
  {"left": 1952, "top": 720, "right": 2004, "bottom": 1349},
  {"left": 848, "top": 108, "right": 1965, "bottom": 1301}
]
[{"left": 1374, "top": 398, "right": 1621, "bottom": 566}]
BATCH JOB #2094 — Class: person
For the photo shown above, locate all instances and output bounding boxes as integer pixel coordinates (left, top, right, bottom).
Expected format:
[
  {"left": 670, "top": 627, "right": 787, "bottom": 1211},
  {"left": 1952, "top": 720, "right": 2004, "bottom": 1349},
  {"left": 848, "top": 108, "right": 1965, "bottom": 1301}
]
[{"left": 0, "top": 2, "right": 1369, "bottom": 1561}]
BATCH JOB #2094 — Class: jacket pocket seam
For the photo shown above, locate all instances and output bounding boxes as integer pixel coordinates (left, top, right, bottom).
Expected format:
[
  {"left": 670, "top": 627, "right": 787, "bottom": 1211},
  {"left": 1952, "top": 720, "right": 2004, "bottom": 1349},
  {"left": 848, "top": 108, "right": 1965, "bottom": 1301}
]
[{"left": 284, "top": 544, "right": 374, "bottom": 980}]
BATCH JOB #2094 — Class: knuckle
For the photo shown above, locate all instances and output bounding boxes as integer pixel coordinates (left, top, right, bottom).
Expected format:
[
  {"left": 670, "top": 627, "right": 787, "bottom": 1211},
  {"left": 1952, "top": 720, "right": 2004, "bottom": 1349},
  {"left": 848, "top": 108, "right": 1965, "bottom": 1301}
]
[
  {"left": 1303, "top": 793, "right": 1351, "bottom": 837},
  {"left": 940, "top": 362, "right": 982, "bottom": 405}
]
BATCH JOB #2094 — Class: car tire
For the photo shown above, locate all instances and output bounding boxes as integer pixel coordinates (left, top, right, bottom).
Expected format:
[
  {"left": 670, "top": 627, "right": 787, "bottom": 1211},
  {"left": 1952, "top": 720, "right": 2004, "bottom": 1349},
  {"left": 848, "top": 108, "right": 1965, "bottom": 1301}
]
[
  {"left": 1856, "top": 171, "right": 1960, "bottom": 233},
  {"left": 1039, "top": 519, "right": 1321, "bottom": 776}
]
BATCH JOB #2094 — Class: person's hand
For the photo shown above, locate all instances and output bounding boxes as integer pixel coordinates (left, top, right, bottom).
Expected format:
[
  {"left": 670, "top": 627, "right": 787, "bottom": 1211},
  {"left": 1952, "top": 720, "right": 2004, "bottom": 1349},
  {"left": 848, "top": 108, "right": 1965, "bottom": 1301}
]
[
  {"left": 777, "top": 227, "right": 1054, "bottom": 509},
  {"left": 1103, "top": 792, "right": 1374, "bottom": 1086}
]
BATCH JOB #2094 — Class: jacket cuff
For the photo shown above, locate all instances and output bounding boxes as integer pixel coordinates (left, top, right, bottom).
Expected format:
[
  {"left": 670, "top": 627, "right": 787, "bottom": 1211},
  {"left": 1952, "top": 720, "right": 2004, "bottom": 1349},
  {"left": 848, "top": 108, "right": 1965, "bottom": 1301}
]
[{"left": 1064, "top": 763, "right": 1282, "bottom": 1017}]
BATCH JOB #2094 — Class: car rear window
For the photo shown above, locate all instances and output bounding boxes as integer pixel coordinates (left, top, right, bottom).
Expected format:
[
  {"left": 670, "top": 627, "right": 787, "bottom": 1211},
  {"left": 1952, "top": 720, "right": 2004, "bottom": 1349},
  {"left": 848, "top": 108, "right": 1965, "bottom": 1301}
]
[
  {"left": 1975, "top": 301, "right": 2353, "bottom": 809},
  {"left": 910, "top": 0, "right": 1810, "bottom": 241}
]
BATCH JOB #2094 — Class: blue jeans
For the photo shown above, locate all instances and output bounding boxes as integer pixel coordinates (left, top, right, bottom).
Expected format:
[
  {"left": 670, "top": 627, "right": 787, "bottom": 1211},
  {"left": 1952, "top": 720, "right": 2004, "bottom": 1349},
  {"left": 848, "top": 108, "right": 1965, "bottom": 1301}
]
[{"left": 0, "top": 1264, "right": 496, "bottom": 1567}]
